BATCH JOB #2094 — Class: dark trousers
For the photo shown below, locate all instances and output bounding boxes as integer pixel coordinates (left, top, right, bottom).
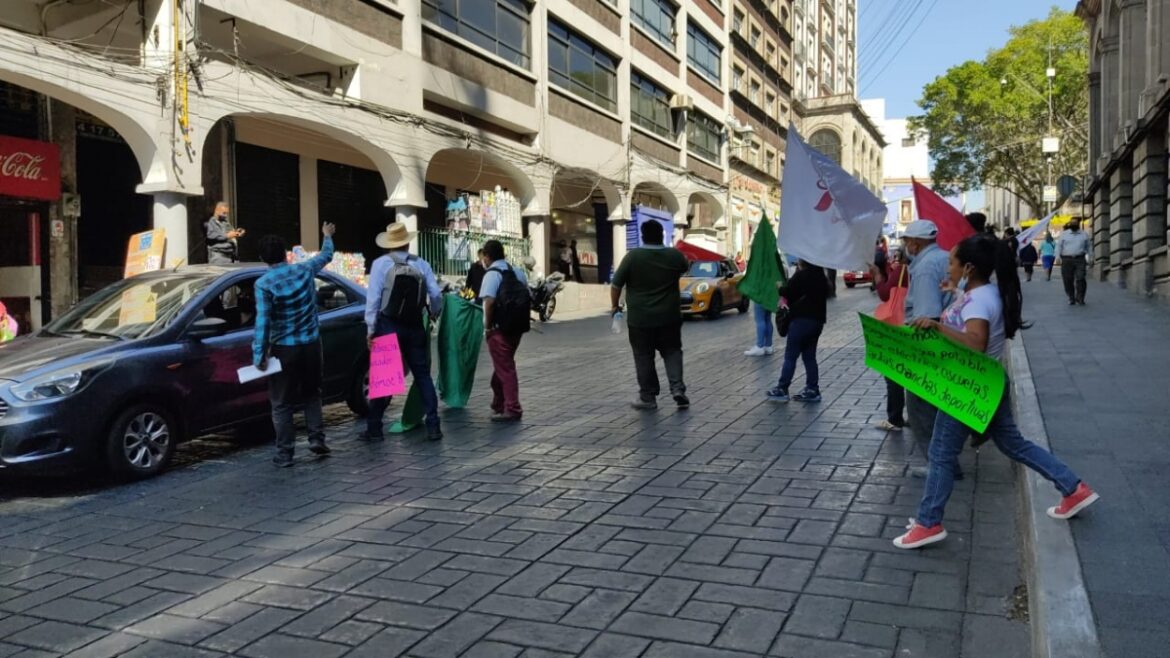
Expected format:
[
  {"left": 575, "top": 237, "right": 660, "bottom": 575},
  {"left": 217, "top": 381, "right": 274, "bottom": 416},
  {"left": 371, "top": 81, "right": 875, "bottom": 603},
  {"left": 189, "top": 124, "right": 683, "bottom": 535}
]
[
  {"left": 777, "top": 317, "right": 823, "bottom": 392},
  {"left": 1062, "top": 255, "right": 1087, "bottom": 302},
  {"left": 825, "top": 269, "right": 837, "bottom": 297},
  {"left": 268, "top": 341, "right": 325, "bottom": 460},
  {"left": 628, "top": 322, "right": 686, "bottom": 401},
  {"left": 488, "top": 331, "right": 523, "bottom": 416},
  {"left": 886, "top": 377, "right": 905, "bottom": 425},
  {"left": 367, "top": 318, "right": 439, "bottom": 437}
]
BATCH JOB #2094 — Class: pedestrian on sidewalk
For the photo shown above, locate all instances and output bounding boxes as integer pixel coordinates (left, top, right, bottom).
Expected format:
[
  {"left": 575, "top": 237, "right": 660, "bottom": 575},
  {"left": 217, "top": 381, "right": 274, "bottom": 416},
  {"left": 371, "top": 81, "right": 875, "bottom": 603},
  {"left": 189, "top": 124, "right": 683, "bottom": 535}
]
[
  {"left": 739, "top": 213, "right": 786, "bottom": 357},
  {"left": 1039, "top": 234, "right": 1057, "bottom": 280},
  {"left": 570, "top": 240, "right": 584, "bottom": 283},
  {"left": 465, "top": 248, "right": 488, "bottom": 298},
  {"left": 894, "top": 234, "right": 1098, "bottom": 549},
  {"left": 252, "top": 222, "right": 336, "bottom": 467},
  {"left": 870, "top": 246, "right": 909, "bottom": 430},
  {"left": 610, "top": 220, "right": 690, "bottom": 411},
  {"left": 1019, "top": 240, "right": 1039, "bottom": 282},
  {"left": 480, "top": 239, "right": 530, "bottom": 422},
  {"left": 205, "top": 201, "right": 245, "bottom": 264},
  {"left": 900, "top": 220, "right": 960, "bottom": 478},
  {"left": 361, "top": 222, "right": 445, "bottom": 442},
  {"left": 1057, "top": 219, "right": 1092, "bottom": 305},
  {"left": 766, "top": 259, "right": 829, "bottom": 403}
]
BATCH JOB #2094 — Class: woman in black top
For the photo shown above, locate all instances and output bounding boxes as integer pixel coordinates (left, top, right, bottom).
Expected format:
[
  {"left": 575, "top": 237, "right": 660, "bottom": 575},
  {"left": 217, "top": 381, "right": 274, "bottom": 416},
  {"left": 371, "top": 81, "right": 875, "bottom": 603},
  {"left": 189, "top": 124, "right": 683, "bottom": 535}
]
[
  {"left": 465, "top": 249, "right": 488, "bottom": 297},
  {"left": 767, "top": 259, "right": 830, "bottom": 402}
]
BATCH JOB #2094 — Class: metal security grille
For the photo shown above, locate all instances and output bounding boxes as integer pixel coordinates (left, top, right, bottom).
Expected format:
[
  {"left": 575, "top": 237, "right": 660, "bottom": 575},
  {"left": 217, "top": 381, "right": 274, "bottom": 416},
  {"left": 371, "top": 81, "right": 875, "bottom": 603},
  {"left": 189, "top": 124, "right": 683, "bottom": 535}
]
[
  {"left": 235, "top": 142, "right": 300, "bottom": 260},
  {"left": 418, "top": 228, "right": 529, "bottom": 278}
]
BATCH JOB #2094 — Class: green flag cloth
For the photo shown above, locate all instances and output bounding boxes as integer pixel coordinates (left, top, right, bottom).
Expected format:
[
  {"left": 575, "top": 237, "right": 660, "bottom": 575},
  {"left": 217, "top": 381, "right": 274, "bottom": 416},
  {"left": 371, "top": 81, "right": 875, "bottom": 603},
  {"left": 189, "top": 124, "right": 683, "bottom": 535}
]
[
  {"left": 737, "top": 212, "right": 787, "bottom": 310},
  {"left": 437, "top": 294, "right": 484, "bottom": 408},
  {"left": 388, "top": 313, "right": 431, "bottom": 435}
]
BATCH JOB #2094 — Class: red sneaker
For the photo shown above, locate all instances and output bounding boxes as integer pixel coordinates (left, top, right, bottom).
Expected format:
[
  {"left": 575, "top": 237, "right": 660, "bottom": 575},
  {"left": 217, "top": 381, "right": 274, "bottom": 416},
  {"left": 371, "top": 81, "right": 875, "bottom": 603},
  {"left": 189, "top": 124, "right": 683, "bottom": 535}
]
[
  {"left": 1047, "top": 482, "right": 1099, "bottom": 520},
  {"left": 893, "top": 519, "right": 948, "bottom": 549}
]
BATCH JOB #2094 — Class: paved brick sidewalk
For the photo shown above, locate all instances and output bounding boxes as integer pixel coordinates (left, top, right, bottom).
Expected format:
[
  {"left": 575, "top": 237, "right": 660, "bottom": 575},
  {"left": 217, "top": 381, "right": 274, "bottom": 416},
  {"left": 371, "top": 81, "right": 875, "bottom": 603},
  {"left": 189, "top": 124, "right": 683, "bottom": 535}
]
[
  {"left": 0, "top": 291, "right": 1027, "bottom": 657},
  {"left": 1020, "top": 277, "right": 1170, "bottom": 658}
]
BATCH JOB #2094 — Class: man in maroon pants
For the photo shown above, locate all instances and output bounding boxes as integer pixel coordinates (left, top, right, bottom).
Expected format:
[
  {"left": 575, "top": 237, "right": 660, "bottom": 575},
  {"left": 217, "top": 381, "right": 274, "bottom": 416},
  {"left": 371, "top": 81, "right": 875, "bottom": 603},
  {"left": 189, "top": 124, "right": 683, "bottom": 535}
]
[{"left": 478, "top": 240, "right": 529, "bottom": 422}]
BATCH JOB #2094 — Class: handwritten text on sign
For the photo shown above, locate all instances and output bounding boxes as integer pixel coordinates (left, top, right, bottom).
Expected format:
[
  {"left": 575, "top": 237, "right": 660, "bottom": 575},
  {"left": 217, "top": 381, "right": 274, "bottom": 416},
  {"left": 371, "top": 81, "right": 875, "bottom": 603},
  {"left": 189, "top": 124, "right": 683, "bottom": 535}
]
[
  {"left": 858, "top": 313, "right": 1006, "bottom": 433},
  {"left": 369, "top": 334, "right": 408, "bottom": 399}
]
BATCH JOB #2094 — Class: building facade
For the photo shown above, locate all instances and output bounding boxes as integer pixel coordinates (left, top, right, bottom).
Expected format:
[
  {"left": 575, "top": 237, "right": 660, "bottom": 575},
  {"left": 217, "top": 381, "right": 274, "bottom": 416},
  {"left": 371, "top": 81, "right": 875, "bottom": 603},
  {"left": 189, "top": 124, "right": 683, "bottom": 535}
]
[
  {"left": 797, "top": 95, "right": 884, "bottom": 194},
  {"left": 0, "top": 0, "right": 765, "bottom": 330},
  {"left": 791, "top": 0, "right": 858, "bottom": 100},
  {"left": 861, "top": 98, "right": 926, "bottom": 236},
  {"left": 1077, "top": 0, "right": 1170, "bottom": 302},
  {"left": 724, "top": 0, "right": 796, "bottom": 256}
]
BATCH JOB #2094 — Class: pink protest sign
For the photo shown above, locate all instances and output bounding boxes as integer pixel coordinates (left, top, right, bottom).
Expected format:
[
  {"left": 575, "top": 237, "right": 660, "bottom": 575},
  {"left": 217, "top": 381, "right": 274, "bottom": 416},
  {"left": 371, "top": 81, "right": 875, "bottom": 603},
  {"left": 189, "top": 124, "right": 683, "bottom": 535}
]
[{"left": 369, "top": 334, "right": 407, "bottom": 399}]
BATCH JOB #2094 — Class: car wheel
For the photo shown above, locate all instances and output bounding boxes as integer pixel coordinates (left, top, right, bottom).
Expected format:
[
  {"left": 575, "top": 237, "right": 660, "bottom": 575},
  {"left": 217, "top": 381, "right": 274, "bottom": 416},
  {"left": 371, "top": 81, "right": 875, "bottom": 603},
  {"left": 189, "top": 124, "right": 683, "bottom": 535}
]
[
  {"left": 347, "top": 364, "right": 370, "bottom": 416},
  {"left": 540, "top": 296, "right": 556, "bottom": 322},
  {"left": 706, "top": 292, "right": 723, "bottom": 319},
  {"left": 737, "top": 297, "right": 750, "bottom": 313},
  {"left": 105, "top": 405, "right": 178, "bottom": 479},
  {"left": 845, "top": 282, "right": 856, "bottom": 288}
]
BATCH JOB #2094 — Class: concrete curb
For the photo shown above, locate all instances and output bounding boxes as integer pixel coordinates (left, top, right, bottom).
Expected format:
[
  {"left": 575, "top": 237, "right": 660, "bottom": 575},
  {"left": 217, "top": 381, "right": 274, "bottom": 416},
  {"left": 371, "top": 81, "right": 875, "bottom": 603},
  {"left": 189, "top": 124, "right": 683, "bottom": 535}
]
[{"left": 1008, "top": 337, "right": 1103, "bottom": 658}]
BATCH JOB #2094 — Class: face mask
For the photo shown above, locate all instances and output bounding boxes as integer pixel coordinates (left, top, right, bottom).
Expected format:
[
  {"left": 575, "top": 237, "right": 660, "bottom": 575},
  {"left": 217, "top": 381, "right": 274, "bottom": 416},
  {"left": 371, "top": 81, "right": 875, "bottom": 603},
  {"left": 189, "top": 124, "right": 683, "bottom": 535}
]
[{"left": 956, "top": 266, "right": 973, "bottom": 292}]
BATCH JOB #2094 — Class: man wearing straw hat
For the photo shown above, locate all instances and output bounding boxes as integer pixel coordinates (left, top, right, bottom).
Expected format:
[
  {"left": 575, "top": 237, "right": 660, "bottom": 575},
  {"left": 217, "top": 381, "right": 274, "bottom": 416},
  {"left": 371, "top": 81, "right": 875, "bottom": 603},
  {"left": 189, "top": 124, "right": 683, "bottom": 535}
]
[{"left": 361, "top": 222, "right": 445, "bottom": 442}]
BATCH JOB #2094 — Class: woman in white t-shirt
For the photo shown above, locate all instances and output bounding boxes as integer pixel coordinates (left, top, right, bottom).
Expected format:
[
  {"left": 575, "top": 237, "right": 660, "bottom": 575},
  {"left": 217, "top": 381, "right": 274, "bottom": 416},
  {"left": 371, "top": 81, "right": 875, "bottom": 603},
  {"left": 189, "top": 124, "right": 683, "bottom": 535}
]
[{"left": 893, "top": 234, "right": 1099, "bottom": 549}]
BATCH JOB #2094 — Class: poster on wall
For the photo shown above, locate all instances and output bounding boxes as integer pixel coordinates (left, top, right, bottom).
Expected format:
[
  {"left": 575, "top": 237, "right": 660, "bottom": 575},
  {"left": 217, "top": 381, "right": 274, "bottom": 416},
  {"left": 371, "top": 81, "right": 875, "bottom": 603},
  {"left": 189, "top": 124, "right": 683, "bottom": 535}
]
[{"left": 124, "top": 229, "right": 167, "bottom": 278}]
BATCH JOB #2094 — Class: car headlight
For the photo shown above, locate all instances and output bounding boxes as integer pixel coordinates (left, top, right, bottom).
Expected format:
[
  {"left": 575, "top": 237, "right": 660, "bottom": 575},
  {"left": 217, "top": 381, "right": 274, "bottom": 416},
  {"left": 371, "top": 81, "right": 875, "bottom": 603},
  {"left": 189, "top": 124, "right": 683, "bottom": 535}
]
[
  {"left": 10, "top": 360, "right": 112, "bottom": 402},
  {"left": 695, "top": 282, "right": 710, "bottom": 294}
]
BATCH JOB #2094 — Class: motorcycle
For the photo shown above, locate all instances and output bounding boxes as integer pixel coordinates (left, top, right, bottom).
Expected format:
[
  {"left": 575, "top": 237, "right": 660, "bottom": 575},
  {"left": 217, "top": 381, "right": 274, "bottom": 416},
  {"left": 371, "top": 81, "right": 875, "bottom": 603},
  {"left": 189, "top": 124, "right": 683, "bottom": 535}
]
[{"left": 529, "top": 270, "right": 566, "bottom": 322}]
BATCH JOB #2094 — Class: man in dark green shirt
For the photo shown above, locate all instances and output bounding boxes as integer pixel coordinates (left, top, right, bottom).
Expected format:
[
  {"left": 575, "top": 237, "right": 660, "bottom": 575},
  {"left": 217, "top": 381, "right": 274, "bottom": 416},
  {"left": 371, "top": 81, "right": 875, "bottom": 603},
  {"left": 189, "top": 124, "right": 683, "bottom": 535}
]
[{"left": 610, "top": 220, "right": 690, "bottom": 410}]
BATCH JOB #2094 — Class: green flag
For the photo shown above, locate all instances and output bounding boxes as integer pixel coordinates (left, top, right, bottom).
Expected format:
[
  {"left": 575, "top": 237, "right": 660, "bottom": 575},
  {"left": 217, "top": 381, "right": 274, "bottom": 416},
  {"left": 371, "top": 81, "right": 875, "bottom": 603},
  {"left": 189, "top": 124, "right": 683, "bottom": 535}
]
[
  {"left": 437, "top": 294, "right": 484, "bottom": 408},
  {"left": 737, "top": 212, "right": 787, "bottom": 310}
]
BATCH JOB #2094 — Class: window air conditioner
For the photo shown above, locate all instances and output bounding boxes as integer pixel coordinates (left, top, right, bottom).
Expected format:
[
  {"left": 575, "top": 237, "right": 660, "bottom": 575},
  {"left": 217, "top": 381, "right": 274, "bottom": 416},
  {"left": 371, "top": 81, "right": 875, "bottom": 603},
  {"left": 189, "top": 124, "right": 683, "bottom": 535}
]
[{"left": 670, "top": 94, "right": 694, "bottom": 111}]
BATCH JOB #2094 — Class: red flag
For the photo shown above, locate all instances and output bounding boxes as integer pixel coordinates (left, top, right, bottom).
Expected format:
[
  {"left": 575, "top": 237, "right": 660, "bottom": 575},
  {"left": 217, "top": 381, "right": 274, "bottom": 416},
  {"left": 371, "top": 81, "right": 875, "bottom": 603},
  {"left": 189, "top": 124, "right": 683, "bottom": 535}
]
[{"left": 912, "top": 180, "right": 976, "bottom": 250}]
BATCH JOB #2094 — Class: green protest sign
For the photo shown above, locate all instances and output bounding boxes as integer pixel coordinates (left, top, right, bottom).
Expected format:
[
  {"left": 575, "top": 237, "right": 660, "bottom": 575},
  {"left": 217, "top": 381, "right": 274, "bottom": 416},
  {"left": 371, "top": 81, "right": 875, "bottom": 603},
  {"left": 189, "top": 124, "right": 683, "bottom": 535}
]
[{"left": 857, "top": 313, "right": 1006, "bottom": 433}]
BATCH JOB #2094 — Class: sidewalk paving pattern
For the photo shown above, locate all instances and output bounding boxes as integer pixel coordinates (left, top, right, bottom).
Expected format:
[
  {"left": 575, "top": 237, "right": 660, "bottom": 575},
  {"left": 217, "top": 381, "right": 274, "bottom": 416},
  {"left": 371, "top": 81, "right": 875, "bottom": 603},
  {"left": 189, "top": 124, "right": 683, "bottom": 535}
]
[
  {"left": 1020, "top": 277, "right": 1170, "bottom": 658},
  {"left": 0, "top": 292, "right": 1029, "bottom": 657}
]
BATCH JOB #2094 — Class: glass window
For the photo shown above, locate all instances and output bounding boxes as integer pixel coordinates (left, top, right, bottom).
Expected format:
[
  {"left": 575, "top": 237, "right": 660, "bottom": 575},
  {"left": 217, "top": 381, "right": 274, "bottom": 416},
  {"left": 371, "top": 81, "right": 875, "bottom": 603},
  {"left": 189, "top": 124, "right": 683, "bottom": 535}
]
[
  {"left": 549, "top": 19, "right": 618, "bottom": 112},
  {"left": 749, "top": 80, "right": 761, "bottom": 104},
  {"left": 732, "top": 65, "right": 744, "bottom": 93},
  {"left": 901, "top": 137, "right": 916, "bottom": 147},
  {"left": 46, "top": 272, "right": 221, "bottom": 340},
  {"left": 422, "top": 0, "right": 531, "bottom": 68},
  {"left": 732, "top": 8, "right": 744, "bottom": 34},
  {"left": 808, "top": 129, "right": 842, "bottom": 164},
  {"left": 632, "top": 0, "right": 676, "bottom": 47},
  {"left": 688, "top": 111, "right": 721, "bottom": 163},
  {"left": 750, "top": 26, "right": 761, "bottom": 48},
  {"left": 687, "top": 22, "right": 721, "bottom": 84},
  {"left": 631, "top": 70, "right": 673, "bottom": 138}
]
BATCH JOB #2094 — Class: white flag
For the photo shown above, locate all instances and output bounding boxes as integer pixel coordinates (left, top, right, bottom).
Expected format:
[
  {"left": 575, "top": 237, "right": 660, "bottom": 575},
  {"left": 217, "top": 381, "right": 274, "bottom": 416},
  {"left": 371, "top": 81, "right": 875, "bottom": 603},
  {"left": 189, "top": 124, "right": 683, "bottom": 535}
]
[
  {"left": 778, "top": 124, "right": 887, "bottom": 271},
  {"left": 1015, "top": 211, "right": 1056, "bottom": 252}
]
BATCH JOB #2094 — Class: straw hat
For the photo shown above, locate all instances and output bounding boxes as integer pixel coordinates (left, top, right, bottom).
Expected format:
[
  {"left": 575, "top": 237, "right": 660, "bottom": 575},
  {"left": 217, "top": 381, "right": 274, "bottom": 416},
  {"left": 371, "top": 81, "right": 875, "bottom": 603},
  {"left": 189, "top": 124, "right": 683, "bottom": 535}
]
[{"left": 375, "top": 222, "right": 416, "bottom": 249}]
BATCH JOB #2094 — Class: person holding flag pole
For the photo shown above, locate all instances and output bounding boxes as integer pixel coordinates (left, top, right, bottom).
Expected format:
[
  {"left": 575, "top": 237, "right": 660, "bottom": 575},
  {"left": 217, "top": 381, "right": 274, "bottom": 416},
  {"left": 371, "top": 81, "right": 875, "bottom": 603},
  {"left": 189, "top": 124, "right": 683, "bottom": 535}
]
[{"left": 738, "top": 212, "right": 787, "bottom": 356}]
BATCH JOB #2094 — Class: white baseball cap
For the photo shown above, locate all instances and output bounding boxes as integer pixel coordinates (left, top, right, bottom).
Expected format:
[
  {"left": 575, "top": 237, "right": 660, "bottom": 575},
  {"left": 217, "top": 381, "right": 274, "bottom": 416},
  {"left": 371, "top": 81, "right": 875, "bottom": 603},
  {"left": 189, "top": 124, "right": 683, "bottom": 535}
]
[{"left": 904, "top": 219, "right": 939, "bottom": 239}]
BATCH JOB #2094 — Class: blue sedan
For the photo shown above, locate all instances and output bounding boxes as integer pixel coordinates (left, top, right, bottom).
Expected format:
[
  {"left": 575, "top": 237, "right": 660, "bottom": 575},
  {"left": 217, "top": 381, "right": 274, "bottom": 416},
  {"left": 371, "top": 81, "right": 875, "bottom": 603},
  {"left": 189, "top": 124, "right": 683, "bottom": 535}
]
[{"left": 0, "top": 264, "right": 370, "bottom": 479}]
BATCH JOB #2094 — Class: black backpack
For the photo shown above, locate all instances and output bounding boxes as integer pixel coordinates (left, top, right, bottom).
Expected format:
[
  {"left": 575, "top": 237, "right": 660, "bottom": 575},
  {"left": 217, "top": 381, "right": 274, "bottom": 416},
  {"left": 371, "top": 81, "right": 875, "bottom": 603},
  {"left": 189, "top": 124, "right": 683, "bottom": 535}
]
[
  {"left": 380, "top": 256, "right": 427, "bottom": 326},
  {"left": 493, "top": 266, "right": 531, "bottom": 335}
]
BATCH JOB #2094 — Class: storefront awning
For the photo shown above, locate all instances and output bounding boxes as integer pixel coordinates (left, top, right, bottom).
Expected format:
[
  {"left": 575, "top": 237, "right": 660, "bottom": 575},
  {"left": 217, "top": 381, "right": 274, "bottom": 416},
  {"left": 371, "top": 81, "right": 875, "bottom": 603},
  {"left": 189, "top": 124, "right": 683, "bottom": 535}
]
[{"left": 675, "top": 240, "right": 726, "bottom": 262}]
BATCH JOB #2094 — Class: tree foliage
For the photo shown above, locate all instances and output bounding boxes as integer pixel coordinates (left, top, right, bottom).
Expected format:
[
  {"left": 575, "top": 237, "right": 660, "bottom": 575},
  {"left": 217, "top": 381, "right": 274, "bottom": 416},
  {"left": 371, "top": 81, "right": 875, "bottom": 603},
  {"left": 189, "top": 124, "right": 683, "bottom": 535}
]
[{"left": 908, "top": 8, "right": 1088, "bottom": 216}]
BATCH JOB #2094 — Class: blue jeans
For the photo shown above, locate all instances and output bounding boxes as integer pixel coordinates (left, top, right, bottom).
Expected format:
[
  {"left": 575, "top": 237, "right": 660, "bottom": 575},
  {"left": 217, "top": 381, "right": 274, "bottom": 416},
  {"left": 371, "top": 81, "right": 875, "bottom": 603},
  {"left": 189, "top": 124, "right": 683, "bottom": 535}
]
[
  {"left": 753, "top": 302, "right": 774, "bottom": 348},
  {"left": 367, "top": 317, "right": 439, "bottom": 436},
  {"left": 777, "top": 317, "right": 822, "bottom": 392},
  {"left": 916, "top": 391, "right": 1081, "bottom": 527}
]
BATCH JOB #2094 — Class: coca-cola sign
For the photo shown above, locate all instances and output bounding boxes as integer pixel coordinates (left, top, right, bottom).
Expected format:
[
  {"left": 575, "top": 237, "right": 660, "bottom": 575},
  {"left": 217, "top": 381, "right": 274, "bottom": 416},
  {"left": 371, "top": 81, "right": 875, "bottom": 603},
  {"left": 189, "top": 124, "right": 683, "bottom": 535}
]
[{"left": 0, "top": 135, "right": 60, "bottom": 202}]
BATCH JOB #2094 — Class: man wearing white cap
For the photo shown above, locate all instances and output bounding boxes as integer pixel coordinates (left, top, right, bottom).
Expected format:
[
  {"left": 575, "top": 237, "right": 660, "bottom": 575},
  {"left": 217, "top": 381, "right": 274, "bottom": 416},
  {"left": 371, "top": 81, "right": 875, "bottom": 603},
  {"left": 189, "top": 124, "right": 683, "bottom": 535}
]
[
  {"left": 899, "top": 219, "right": 962, "bottom": 480},
  {"left": 361, "top": 222, "right": 444, "bottom": 442}
]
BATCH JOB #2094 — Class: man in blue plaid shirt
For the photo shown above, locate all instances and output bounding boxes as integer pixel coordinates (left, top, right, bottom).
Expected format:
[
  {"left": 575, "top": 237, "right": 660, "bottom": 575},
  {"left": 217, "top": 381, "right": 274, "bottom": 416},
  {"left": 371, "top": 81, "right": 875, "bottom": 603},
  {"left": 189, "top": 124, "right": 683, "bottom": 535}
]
[{"left": 253, "top": 222, "right": 336, "bottom": 467}]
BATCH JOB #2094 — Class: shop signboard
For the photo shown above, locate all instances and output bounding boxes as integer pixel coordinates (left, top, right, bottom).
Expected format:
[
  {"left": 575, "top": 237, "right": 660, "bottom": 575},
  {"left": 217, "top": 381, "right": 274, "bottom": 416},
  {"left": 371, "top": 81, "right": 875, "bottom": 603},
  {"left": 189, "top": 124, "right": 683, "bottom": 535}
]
[
  {"left": 124, "top": 229, "right": 167, "bottom": 278},
  {"left": 0, "top": 135, "right": 60, "bottom": 202}
]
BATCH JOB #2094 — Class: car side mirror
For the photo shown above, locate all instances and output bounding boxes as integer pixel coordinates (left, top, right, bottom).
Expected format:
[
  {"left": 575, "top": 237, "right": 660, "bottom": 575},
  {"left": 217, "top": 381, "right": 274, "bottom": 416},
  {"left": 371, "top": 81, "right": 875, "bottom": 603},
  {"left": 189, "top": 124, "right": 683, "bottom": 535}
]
[{"left": 188, "top": 317, "right": 228, "bottom": 340}]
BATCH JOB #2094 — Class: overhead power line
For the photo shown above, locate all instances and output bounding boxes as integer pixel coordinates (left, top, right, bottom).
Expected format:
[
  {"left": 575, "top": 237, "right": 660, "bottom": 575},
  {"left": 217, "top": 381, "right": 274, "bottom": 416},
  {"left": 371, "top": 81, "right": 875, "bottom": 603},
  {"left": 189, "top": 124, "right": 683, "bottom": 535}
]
[{"left": 859, "top": 0, "right": 941, "bottom": 95}]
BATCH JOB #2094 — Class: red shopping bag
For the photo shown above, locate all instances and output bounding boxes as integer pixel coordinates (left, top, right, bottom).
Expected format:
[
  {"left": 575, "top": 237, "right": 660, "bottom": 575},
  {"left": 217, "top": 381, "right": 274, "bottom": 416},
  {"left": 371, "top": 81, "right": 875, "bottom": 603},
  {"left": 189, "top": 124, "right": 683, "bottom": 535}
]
[{"left": 874, "top": 267, "right": 907, "bottom": 326}]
